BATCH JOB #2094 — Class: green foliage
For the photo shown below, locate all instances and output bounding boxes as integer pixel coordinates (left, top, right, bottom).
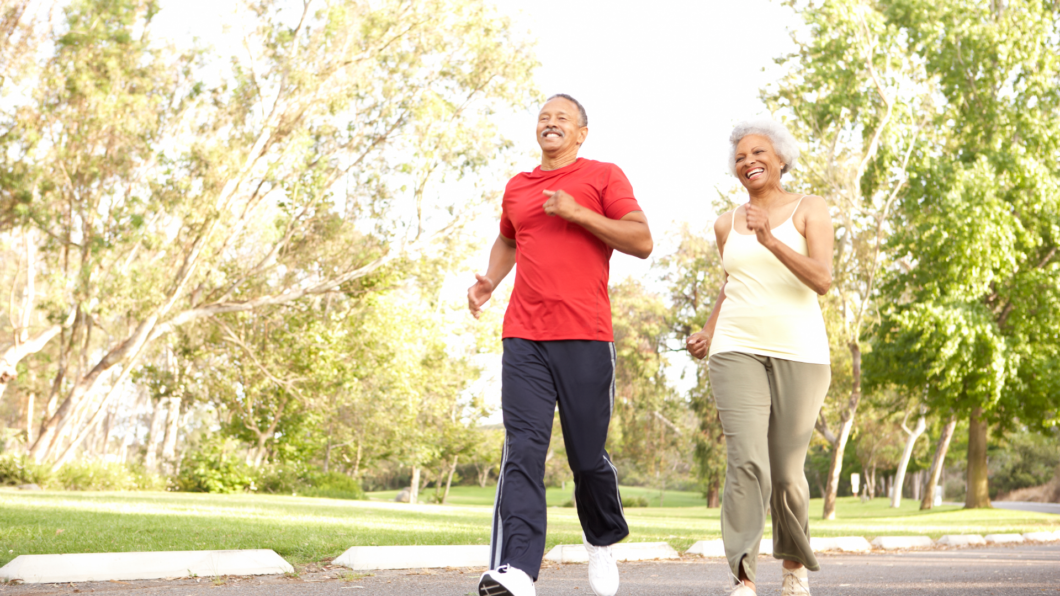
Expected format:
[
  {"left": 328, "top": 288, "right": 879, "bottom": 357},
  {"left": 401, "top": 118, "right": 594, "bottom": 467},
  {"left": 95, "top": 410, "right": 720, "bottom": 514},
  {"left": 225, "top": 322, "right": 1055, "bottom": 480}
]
[
  {"left": 300, "top": 472, "right": 365, "bottom": 501},
  {"left": 621, "top": 495, "right": 650, "bottom": 508},
  {"left": 656, "top": 225, "right": 728, "bottom": 503},
  {"left": 53, "top": 461, "right": 138, "bottom": 491},
  {"left": 989, "top": 431, "right": 1060, "bottom": 498},
  {"left": 0, "top": 454, "right": 51, "bottom": 487},
  {"left": 174, "top": 440, "right": 254, "bottom": 494}
]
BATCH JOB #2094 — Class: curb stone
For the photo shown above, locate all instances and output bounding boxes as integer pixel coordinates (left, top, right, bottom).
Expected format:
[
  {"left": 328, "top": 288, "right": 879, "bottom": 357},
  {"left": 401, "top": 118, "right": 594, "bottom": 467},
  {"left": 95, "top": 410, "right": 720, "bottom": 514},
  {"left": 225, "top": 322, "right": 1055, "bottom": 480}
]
[
  {"left": 871, "top": 536, "right": 934, "bottom": 550},
  {"left": 333, "top": 545, "right": 488, "bottom": 571},
  {"left": 545, "top": 542, "right": 679, "bottom": 564},
  {"left": 0, "top": 550, "right": 292, "bottom": 584}
]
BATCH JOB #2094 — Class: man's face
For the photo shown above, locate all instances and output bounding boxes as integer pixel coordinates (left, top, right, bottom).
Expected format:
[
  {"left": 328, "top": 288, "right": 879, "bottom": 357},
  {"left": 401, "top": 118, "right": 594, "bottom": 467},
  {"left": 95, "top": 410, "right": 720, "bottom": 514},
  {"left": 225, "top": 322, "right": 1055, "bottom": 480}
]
[{"left": 536, "top": 97, "right": 587, "bottom": 154}]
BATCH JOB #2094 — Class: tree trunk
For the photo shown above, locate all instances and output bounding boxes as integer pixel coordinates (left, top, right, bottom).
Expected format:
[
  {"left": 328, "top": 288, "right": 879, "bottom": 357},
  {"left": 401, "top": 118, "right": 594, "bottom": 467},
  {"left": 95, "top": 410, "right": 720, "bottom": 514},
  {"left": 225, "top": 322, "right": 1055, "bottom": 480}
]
[
  {"left": 891, "top": 411, "right": 926, "bottom": 508},
  {"left": 707, "top": 478, "right": 721, "bottom": 509},
  {"left": 160, "top": 396, "right": 182, "bottom": 475},
  {"left": 921, "top": 416, "right": 957, "bottom": 510},
  {"left": 822, "top": 341, "right": 863, "bottom": 520},
  {"left": 965, "top": 408, "right": 992, "bottom": 509},
  {"left": 143, "top": 399, "right": 166, "bottom": 473},
  {"left": 442, "top": 455, "right": 458, "bottom": 504},
  {"left": 409, "top": 465, "right": 420, "bottom": 505},
  {"left": 24, "top": 392, "right": 35, "bottom": 447}
]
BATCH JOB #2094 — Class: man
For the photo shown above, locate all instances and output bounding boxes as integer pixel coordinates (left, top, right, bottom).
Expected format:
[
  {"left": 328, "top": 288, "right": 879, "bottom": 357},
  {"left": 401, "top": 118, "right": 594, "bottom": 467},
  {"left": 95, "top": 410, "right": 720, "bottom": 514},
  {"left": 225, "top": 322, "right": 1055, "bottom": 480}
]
[{"left": 468, "top": 94, "right": 653, "bottom": 596}]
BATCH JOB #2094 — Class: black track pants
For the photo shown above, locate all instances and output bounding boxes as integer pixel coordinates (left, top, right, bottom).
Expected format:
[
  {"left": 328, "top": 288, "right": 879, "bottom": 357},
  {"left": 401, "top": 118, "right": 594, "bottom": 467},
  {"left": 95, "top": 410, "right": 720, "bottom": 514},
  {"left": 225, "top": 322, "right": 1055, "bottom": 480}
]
[{"left": 489, "top": 338, "right": 629, "bottom": 581}]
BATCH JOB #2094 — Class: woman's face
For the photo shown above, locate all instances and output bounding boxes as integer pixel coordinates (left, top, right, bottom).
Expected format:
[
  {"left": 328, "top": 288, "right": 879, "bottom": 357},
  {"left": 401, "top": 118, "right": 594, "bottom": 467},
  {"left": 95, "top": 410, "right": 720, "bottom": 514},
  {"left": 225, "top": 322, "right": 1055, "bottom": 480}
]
[{"left": 734, "top": 134, "right": 785, "bottom": 191}]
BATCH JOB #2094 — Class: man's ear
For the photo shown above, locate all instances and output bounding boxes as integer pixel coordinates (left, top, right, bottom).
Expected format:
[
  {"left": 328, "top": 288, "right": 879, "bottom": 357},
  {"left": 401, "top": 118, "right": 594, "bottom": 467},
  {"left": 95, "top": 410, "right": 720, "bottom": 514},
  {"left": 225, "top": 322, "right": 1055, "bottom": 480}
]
[{"left": 576, "top": 126, "right": 589, "bottom": 145}]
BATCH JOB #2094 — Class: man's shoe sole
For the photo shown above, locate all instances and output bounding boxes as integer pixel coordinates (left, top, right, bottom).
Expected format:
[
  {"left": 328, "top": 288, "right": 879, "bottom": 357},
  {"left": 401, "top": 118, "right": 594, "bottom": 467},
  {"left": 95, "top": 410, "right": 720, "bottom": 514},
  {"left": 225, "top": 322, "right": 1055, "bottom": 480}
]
[{"left": 478, "top": 576, "right": 513, "bottom": 596}]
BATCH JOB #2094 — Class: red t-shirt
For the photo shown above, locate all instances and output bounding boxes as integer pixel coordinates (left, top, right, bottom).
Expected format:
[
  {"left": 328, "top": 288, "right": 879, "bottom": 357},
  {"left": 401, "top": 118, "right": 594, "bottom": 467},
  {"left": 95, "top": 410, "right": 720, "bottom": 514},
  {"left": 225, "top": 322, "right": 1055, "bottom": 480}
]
[{"left": 500, "top": 158, "right": 642, "bottom": 341}]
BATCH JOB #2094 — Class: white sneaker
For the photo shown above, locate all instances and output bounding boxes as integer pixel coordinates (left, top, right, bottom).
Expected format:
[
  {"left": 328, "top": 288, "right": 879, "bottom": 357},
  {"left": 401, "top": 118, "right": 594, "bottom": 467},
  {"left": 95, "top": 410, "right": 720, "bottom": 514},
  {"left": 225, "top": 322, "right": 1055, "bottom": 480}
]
[
  {"left": 781, "top": 566, "right": 810, "bottom": 596},
  {"left": 730, "top": 583, "right": 756, "bottom": 595},
  {"left": 478, "top": 564, "right": 535, "bottom": 596},
  {"left": 583, "top": 535, "right": 619, "bottom": 596}
]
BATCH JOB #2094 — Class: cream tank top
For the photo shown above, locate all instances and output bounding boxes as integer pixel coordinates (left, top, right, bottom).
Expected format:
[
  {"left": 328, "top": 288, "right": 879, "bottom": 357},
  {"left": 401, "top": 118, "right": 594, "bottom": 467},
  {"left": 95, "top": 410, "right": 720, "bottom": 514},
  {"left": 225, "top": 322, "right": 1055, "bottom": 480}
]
[{"left": 709, "top": 197, "right": 830, "bottom": 365}]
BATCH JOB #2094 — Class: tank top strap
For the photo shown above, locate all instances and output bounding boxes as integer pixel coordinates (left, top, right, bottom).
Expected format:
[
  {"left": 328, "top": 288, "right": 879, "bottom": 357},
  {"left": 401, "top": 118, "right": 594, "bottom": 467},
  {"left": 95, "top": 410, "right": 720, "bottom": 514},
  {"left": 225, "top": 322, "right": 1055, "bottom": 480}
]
[
  {"left": 782, "top": 195, "right": 808, "bottom": 227},
  {"left": 730, "top": 206, "right": 737, "bottom": 232}
]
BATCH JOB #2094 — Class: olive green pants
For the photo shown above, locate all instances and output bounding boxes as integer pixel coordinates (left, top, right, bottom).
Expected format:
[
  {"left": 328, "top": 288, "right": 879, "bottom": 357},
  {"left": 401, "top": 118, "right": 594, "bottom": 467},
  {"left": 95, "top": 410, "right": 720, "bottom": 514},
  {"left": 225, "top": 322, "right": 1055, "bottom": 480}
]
[{"left": 708, "top": 351, "right": 830, "bottom": 583}]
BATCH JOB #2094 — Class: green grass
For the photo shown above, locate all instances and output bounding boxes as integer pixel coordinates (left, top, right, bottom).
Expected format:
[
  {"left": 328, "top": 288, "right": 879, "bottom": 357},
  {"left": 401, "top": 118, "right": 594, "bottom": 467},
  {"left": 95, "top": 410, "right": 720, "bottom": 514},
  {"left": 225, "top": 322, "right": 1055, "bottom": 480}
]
[
  {"left": 0, "top": 489, "right": 1056, "bottom": 568},
  {"left": 367, "top": 484, "right": 709, "bottom": 508}
]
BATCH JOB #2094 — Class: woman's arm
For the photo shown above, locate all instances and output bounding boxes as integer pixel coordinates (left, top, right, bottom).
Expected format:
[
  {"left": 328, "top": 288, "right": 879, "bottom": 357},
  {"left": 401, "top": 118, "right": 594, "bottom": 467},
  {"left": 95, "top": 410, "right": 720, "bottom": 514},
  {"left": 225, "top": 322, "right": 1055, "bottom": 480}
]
[
  {"left": 745, "top": 195, "right": 833, "bottom": 295},
  {"left": 686, "top": 213, "right": 731, "bottom": 360}
]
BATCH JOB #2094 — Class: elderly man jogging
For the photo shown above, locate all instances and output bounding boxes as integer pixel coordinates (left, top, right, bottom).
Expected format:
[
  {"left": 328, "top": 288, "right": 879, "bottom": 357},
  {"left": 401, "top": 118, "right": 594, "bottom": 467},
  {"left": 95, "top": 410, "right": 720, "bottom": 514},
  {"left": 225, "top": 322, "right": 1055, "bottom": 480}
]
[{"left": 468, "top": 94, "right": 653, "bottom": 596}]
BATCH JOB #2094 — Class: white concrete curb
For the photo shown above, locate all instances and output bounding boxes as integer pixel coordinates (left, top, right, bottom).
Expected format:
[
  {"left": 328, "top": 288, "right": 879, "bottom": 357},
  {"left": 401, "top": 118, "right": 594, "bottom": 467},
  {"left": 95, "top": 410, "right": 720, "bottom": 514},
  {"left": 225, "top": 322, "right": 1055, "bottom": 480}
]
[
  {"left": 333, "top": 545, "right": 488, "bottom": 571},
  {"left": 984, "top": 533, "right": 1025, "bottom": 544},
  {"left": 685, "top": 539, "right": 724, "bottom": 557},
  {"left": 544, "top": 542, "right": 679, "bottom": 564},
  {"left": 810, "top": 537, "right": 873, "bottom": 553},
  {"left": 871, "top": 536, "right": 934, "bottom": 550},
  {"left": 937, "top": 534, "right": 986, "bottom": 546},
  {"left": 0, "top": 550, "right": 292, "bottom": 584},
  {"left": 1023, "top": 531, "right": 1060, "bottom": 542}
]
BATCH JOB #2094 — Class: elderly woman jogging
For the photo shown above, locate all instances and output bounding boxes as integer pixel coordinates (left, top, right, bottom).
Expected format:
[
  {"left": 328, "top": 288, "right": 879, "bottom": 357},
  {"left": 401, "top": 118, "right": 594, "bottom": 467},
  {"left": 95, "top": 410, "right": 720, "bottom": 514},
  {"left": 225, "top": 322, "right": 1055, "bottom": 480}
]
[{"left": 686, "top": 119, "right": 833, "bottom": 596}]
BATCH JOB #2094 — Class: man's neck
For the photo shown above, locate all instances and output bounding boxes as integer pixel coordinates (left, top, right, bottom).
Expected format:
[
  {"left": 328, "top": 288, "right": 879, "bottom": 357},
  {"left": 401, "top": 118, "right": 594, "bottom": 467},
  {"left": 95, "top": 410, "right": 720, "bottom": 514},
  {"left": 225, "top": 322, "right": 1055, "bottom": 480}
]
[{"left": 540, "top": 150, "right": 580, "bottom": 171}]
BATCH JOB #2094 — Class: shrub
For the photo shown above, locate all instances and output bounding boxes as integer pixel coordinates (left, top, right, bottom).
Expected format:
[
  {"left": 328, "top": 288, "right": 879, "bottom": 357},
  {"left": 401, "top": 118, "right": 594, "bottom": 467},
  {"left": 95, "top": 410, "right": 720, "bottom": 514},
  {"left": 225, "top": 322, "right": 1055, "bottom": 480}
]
[
  {"left": 55, "top": 461, "right": 138, "bottom": 491},
  {"left": 254, "top": 463, "right": 307, "bottom": 495},
  {"left": 174, "top": 440, "right": 254, "bottom": 493},
  {"left": 989, "top": 431, "right": 1060, "bottom": 498},
  {"left": 303, "top": 471, "right": 365, "bottom": 500},
  {"left": 621, "top": 495, "right": 650, "bottom": 508},
  {"left": 0, "top": 454, "right": 51, "bottom": 487}
]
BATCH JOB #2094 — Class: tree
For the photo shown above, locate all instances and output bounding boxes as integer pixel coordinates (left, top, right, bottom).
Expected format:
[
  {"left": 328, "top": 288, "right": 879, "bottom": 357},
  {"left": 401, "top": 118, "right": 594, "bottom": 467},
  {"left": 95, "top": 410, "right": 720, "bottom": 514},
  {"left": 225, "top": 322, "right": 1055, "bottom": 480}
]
[
  {"left": 3, "top": 0, "right": 537, "bottom": 465},
  {"left": 657, "top": 225, "right": 728, "bottom": 507},
  {"left": 609, "top": 278, "right": 691, "bottom": 505},
  {"left": 767, "top": 0, "right": 935, "bottom": 519},
  {"left": 865, "top": 0, "right": 1060, "bottom": 508}
]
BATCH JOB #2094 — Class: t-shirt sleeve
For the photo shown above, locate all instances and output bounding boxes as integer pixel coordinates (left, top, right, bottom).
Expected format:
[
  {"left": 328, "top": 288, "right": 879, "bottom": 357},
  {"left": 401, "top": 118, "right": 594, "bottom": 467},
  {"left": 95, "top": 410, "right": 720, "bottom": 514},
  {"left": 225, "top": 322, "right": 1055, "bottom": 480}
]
[
  {"left": 602, "top": 164, "right": 642, "bottom": 220},
  {"left": 499, "top": 194, "right": 516, "bottom": 239}
]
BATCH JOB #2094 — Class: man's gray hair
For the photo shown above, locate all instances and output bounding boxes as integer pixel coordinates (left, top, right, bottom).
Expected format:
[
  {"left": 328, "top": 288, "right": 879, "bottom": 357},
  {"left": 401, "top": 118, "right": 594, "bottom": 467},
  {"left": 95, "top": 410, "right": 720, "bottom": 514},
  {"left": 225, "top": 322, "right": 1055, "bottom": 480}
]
[
  {"left": 728, "top": 118, "right": 800, "bottom": 177},
  {"left": 547, "top": 93, "right": 588, "bottom": 127}
]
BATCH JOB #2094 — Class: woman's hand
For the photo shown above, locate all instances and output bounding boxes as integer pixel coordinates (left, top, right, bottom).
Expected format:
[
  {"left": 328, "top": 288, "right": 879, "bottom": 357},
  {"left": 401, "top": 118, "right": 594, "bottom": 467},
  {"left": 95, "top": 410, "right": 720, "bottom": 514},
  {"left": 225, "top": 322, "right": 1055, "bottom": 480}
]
[
  {"left": 686, "top": 331, "right": 712, "bottom": 360},
  {"left": 744, "top": 203, "right": 776, "bottom": 249}
]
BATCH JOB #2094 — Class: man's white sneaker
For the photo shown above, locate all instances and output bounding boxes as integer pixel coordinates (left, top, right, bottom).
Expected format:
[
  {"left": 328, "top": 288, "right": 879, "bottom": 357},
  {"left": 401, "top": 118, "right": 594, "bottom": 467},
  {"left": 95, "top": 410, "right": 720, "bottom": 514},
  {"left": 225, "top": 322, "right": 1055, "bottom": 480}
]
[
  {"left": 478, "top": 564, "right": 535, "bottom": 596},
  {"left": 781, "top": 566, "right": 811, "bottom": 596},
  {"left": 583, "top": 535, "right": 619, "bottom": 596}
]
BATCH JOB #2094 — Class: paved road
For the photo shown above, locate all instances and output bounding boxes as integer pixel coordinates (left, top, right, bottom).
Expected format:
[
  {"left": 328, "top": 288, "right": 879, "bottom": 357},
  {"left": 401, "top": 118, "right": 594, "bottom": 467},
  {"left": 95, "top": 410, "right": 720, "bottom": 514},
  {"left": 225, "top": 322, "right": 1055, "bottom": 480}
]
[
  {"left": 2, "top": 544, "right": 1058, "bottom": 596},
  {"left": 993, "top": 501, "right": 1060, "bottom": 515}
]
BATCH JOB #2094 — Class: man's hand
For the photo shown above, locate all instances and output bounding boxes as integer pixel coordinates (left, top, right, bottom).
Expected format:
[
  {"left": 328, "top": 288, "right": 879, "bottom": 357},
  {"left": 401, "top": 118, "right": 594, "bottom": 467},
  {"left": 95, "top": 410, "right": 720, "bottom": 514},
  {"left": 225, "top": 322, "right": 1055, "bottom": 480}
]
[
  {"left": 468, "top": 274, "right": 496, "bottom": 319},
  {"left": 686, "top": 331, "right": 712, "bottom": 360},
  {"left": 542, "top": 189, "right": 581, "bottom": 221},
  {"left": 744, "top": 203, "right": 777, "bottom": 249}
]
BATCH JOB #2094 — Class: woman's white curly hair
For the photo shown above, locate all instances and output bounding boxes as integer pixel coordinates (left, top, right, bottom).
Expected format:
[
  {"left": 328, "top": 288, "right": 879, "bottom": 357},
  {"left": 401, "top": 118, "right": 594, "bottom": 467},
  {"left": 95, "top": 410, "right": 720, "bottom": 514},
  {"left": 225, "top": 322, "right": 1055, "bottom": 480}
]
[{"left": 728, "top": 118, "right": 800, "bottom": 177}]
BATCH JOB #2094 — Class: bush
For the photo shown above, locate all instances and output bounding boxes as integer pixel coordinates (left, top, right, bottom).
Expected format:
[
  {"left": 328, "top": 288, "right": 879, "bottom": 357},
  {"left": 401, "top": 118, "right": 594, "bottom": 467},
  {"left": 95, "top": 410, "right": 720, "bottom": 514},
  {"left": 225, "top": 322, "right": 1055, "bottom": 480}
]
[
  {"left": 302, "top": 471, "right": 365, "bottom": 500},
  {"left": 989, "top": 431, "right": 1060, "bottom": 498},
  {"left": 174, "top": 440, "right": 254, "bottom": 493},
  {"left": 622, "top": 495, "right": 650, "bottom": 508},
  {"left": 54, "top": 461, "right": 138, "bottom": 491},
  {"left": 0, "top": 454, "right": 51, "bottom": 487},
  {"left": 254, "top": 463, "right": 307, "bottom": 495}
]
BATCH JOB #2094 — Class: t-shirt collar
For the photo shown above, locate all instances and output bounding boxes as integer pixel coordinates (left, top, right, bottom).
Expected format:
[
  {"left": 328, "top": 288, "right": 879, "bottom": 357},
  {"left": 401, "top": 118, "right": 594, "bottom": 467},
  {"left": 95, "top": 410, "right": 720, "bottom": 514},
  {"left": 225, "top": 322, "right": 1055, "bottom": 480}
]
[{"left": 530, "top": 157, "right": 586, "bottom": 178}]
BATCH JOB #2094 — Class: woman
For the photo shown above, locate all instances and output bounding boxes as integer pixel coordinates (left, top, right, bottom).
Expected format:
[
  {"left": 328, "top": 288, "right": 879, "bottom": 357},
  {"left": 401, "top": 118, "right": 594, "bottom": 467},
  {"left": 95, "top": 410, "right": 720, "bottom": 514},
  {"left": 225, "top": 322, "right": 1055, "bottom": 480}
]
[{"left": 686, "top": 119, "right": 833, "bottom": 596}]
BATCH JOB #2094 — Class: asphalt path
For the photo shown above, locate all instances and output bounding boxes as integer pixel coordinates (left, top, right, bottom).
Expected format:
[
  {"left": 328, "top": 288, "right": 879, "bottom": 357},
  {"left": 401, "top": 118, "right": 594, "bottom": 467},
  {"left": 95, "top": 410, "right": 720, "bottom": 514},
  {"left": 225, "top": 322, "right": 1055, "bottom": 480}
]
[
  {"left": 992, "top": 501, "right": 1060, "bottom": 515},
  {"left": 2, "top": 544, "right": 1058, "bottom": 596}
]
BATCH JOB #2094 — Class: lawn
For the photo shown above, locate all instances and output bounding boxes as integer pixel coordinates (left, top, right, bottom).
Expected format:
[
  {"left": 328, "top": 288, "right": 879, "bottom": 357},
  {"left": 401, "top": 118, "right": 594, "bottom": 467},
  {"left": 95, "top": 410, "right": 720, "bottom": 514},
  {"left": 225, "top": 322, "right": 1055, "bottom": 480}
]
[{"left": 0, "top": 488, "right": 1056, "bottom": 568}]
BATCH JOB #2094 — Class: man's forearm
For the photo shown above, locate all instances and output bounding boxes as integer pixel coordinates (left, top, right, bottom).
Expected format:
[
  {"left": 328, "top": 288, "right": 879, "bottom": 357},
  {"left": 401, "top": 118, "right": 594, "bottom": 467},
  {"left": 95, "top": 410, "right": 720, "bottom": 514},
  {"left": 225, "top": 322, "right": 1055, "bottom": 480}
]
[
  {"left": 570, "top": 210, "right": 653, "bottom": 259},
  {"left": 485, "top": 234, "right": 517, "bottom": 285}
]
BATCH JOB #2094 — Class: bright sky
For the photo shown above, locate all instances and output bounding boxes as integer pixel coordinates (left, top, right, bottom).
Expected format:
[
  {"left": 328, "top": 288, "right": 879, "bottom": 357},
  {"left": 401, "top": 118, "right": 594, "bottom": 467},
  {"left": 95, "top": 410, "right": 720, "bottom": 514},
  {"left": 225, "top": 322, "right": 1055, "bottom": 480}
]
[{"left": 152, "top": 0, "right": 805, "bottom": 417}]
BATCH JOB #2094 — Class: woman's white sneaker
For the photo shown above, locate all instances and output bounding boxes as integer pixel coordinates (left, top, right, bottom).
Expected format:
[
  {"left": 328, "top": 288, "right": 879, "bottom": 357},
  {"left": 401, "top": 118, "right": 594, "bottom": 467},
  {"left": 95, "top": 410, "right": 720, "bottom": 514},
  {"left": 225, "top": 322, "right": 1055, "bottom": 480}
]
[
  {"left": 478, "top": 564, "right": 535, "bottom": 596},
  {"left": 583, "top": 536, "right": 619, "bottom": 596},
  {"left": 781, "top": 566, "right": 811, "bottom": 596},
  {"left": 729, "top": 584, "right": 756, "bottom": 596}
]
